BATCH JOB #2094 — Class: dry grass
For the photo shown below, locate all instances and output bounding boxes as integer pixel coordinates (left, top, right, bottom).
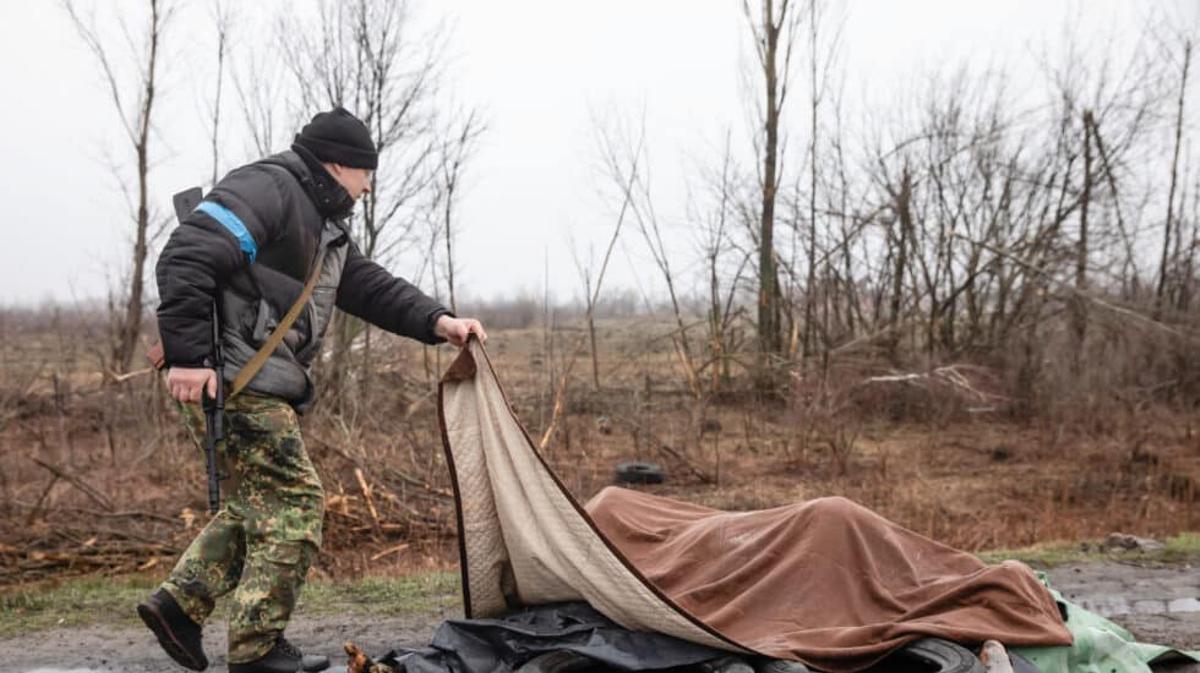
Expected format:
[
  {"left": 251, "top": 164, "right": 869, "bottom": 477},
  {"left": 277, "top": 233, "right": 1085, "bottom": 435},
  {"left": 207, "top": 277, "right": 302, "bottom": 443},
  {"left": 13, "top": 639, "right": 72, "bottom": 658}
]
[{"left": 1, "top": 310, "right": 1198, "bottom": 588}]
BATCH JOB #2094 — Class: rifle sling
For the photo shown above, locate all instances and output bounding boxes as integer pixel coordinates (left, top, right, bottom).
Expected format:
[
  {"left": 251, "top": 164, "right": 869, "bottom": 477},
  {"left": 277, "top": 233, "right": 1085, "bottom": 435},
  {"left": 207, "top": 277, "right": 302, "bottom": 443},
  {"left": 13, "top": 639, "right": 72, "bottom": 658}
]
[{"left": 229, "top": 246, "right": 328, "bottom": 399}]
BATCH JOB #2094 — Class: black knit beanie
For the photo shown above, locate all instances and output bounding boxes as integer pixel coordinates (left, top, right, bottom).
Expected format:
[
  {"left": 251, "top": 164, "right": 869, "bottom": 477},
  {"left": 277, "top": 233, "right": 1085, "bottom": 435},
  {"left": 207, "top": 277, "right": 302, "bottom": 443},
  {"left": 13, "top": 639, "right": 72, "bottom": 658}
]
[{"left": 293, "top": 107, "right": 378, "bottom": 169}]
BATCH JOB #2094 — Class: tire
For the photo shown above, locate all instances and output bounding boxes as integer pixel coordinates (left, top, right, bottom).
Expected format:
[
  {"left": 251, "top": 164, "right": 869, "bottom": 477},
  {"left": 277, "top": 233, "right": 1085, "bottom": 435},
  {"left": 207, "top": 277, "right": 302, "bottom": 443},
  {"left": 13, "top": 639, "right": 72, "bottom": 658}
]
[
  {"left": 870, "top": 638, "right": 986, "bottom": 673},
  {"left": 614, "top": 461, "right": 666, "bottom": 485},
  {"left": 756, "top": 658, "right": 814, "bottom": 673}
]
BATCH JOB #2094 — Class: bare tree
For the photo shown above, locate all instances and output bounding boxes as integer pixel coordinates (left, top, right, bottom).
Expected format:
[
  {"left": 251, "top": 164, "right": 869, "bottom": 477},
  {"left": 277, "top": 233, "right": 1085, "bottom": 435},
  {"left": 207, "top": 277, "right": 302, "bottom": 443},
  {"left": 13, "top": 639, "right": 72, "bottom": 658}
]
[
  {"left": 433, "top": 108, "right": 486, "bottom": 315},
  {"left": 801, "top": 0, "right": 842, "bottom": 360},
  {"left": 743, "top": 0, "right": 802, "bottom": 387},
  {"left": 1072, "top": 109, "right": 1095, "bottom": 371},
  {"left": 595, "top": 113, "right": 702, "bottom": 396},
  {"left": 281, "top": 0, "right": 441, "bottom": 261},
  {"left": 697, "top": 132, "right": 752, "bottom": 394},
  {"left": 567, "top": 237, "right": 603, "bottom": 391},
  {"left": 1156, "top": 36, "right": 1192, "bottom": 313},
  {"left": 278, "top": 0, "right": 445, "bottom": 409},
  {"left": 883, "top": 167, "right": 913, "bottom": 365},
  {"left": 232, "top": 34, "right": 295, "bottom": 159},
  {"left": 64, "top": 0, "right": 173, "bottom": 375},
  {"left": 537, "top": 118, "right": 645, "bottom": 446},
  {"left": 207, "top": 0, "right": 232, "bottom": 187}
]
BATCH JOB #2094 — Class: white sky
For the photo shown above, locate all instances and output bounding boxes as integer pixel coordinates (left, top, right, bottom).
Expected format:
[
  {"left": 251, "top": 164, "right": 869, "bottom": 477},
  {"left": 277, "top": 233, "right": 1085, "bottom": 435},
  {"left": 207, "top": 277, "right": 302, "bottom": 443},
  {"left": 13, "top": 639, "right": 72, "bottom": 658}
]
[{"left": 1, "top": 0, "right": 1191, "bottom": 308}]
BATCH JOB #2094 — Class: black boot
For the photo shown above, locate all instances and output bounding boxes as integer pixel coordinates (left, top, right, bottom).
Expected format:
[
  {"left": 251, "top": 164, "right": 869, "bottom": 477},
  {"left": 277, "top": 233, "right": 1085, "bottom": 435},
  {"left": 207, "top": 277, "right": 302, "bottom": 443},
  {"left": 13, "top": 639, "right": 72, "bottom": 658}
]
[
  {"left": 229, "top": 637, "right": 330, "bottom": 673},
  {"left": 136, "top": 588, "right": 209, "bottom": 671}
]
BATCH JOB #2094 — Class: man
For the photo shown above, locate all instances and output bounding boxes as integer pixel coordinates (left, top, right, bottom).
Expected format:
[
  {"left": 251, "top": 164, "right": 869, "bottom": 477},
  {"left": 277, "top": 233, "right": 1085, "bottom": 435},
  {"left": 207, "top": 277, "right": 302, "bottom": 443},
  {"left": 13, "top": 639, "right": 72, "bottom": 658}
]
[{"left": 139, "top": 107, "right": 486, "bottom": 673}]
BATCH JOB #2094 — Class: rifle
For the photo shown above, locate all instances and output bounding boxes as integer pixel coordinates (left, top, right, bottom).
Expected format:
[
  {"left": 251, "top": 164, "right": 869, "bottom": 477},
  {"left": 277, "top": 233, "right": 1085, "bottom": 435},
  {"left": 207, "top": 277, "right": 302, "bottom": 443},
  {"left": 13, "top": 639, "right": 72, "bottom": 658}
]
[
  {"left": 201, "top": 313, "right": 225, "bottom": 514},
  {"left": 172, "top": 188, "right": 225, "bottom": 514}
]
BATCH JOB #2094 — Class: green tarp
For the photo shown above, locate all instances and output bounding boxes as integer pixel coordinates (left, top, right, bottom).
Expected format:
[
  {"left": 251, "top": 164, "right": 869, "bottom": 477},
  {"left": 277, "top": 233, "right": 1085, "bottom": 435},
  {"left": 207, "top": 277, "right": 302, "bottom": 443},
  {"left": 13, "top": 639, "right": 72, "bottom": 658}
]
[{"left": 1014, "top": 575, "right": 1199, "bottom": 673}]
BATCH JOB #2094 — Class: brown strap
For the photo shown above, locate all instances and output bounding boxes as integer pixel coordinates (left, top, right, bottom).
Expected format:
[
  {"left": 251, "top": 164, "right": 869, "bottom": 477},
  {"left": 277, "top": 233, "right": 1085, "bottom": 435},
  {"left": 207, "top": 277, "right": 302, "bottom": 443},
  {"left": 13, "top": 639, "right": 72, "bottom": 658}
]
[{"left": 229, "top": 246, "right": 328, "bottom": 398}]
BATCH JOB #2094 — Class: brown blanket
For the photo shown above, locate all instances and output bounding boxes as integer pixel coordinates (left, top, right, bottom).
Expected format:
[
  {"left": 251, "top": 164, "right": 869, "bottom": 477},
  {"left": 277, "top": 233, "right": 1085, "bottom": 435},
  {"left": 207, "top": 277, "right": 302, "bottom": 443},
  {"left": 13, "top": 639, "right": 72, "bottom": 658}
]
[
  {"left": 438, "top": 341, "right": 1071, "bottom": 672},
  {"left": 586, "top": 487, "right": 1072, "bottom": 670}
]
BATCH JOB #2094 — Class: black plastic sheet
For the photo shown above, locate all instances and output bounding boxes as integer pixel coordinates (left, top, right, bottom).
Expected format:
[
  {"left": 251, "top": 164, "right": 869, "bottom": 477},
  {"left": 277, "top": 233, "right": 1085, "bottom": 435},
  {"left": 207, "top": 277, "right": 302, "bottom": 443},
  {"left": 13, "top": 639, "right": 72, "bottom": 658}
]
[{"left": 378, "top": 602, "right": 731, "bottom": 673}]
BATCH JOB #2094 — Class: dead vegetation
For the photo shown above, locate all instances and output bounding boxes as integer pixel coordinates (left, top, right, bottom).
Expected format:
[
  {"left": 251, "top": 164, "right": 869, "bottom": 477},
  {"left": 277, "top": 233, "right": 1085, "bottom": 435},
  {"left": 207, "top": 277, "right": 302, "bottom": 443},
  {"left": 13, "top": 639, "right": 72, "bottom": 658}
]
[{"left": 2, "top": 303, "right": 1199, "bottom": 587}]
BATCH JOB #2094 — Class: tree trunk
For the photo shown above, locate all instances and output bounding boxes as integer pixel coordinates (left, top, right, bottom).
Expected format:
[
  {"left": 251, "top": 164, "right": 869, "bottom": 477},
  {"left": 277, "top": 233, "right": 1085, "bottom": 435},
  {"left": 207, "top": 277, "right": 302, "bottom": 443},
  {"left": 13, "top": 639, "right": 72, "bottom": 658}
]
[
  {"left": 1156, "top": 40, "right": 1191, "bottom": 316},
  {"left": 885, "top": 167, "right": 913, "bottom": 366},
  {"left": 754, "top": 0, "right": 787, "bottom": 387},
  {"left": 1072, "top": 110, "right": 1093, "bottom": 374},
  {"left": 803, "top": 0, "right": 819, "bottom": 361},
  {"left": 114, "top": 0, "right": 161, "bottom": 374}
]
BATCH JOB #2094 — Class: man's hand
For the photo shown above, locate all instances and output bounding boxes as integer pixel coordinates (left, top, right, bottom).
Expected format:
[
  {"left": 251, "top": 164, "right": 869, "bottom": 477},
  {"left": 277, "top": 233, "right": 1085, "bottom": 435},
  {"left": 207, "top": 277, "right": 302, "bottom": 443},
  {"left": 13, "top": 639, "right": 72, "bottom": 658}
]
[
  {"left": 167, "top": 367, "right": 218, "bottom": 404},
  {"left": 435, "top": 315, "right": 488, "bottom": 347}
]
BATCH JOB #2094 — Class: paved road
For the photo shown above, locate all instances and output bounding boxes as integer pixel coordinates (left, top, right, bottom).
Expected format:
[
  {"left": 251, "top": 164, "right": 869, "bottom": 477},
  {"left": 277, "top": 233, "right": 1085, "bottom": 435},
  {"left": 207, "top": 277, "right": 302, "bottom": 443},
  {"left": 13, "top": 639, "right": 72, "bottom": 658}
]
[{"left": 1045, "top": 561, "right": 1200, "bottom": 652}]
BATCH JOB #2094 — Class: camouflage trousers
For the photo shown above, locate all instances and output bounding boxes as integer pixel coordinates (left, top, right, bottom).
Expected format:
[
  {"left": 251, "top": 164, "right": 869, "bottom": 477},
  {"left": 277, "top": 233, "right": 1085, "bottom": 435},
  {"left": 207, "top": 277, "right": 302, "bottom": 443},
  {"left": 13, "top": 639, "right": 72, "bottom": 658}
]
[{"left": 160, "top": 393, "right": 324, "bottom": 664}]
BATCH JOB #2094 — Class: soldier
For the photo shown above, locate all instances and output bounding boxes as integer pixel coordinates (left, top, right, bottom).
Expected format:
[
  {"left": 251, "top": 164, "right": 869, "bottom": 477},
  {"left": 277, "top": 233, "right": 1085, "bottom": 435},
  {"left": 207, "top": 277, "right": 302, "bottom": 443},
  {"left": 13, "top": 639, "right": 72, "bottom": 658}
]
[{"left": 139, "top": 107, "right": 486, "bottom": 673}]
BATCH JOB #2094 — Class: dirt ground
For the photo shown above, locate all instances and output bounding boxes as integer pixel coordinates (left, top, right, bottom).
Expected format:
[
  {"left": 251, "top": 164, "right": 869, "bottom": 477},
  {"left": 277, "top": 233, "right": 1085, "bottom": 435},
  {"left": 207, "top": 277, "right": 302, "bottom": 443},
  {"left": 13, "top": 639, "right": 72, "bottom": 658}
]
[
  {"left": 2, "top": 321, "right": 1199, "bottom": 672},
  {"left": 1, "top": 561, "right": 1196, "bottom": 673}
]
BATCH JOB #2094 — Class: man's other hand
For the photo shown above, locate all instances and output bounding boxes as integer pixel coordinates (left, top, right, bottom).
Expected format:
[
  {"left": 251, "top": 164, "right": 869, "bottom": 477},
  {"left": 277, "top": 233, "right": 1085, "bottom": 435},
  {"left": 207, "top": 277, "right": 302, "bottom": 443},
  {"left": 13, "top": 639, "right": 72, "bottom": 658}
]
[
  {"left": 435, "top": 315, "right": 488, "bottom": 347},
  {"left": 167, "top": 367, "right": 218, "bottom": 404}
]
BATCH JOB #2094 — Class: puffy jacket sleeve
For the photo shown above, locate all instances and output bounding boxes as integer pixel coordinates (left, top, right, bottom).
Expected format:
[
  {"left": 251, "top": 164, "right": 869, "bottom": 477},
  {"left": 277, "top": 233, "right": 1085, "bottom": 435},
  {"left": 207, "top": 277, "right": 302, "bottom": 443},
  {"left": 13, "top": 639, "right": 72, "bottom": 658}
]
[
  {"left": 335, "top": 243, "right": 451, "bottom": 344},
  {"left": 155, "top": 166, "right": 287, "bottom": 367}
]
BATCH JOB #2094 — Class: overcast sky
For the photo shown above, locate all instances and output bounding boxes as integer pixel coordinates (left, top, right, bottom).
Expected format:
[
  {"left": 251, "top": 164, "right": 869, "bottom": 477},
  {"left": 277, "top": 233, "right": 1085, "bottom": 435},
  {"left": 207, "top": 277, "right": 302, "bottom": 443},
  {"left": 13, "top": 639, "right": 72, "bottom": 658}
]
[{"left": 2, "top": 0, "right": 1192, "bottom": 308}]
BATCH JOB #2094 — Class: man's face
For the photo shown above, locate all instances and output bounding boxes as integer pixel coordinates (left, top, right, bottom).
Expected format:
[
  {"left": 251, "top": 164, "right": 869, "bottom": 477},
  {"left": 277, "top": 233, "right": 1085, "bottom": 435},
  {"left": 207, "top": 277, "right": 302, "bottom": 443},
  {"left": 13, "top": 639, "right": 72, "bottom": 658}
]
[{"left": 326, "top": 163, "right": 373, "bottom": 200}]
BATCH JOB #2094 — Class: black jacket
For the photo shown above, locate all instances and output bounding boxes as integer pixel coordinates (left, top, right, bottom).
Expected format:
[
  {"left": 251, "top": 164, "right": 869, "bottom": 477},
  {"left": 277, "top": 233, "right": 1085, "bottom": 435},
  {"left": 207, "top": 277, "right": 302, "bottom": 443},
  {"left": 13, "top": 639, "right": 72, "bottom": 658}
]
[{"left": 155, "top": 149, "right": 449, "bottom": 409}]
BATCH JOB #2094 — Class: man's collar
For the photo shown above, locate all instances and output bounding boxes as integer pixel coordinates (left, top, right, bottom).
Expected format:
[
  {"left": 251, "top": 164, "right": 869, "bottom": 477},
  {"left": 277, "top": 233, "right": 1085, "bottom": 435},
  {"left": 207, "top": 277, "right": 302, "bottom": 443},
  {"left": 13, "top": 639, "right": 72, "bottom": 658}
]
[{"left": 285, "top": 144, "right": 358, "bottom": 222}]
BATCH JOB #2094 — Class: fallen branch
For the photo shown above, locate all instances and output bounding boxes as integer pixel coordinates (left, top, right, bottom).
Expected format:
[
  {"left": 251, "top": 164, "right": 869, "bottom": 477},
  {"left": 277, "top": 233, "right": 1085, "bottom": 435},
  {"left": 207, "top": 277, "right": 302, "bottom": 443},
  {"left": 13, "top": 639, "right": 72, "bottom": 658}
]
[
  {"left": 24, "top": 473, "right": 60, "bottom": 526},
  {"left": 857, "top": 364, "right": 1008, "bottom": 405},
  {"left": 380, "top": 467, "right": 452, "bottom": 500},
  {"left": 369, "top": 542, "right": 410, "bottom": 562},
  {"left": 354, "top": 467, "right": 382, "bottom": 536},
  {"left": 10, "top": 500, "right": 176, "bottom": 524},
  {"left": 31, "top": 458, "right": 113, "bottom": 511},
  {"left": 309, "top": 434, "right": 452, "bottom": 501}
]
